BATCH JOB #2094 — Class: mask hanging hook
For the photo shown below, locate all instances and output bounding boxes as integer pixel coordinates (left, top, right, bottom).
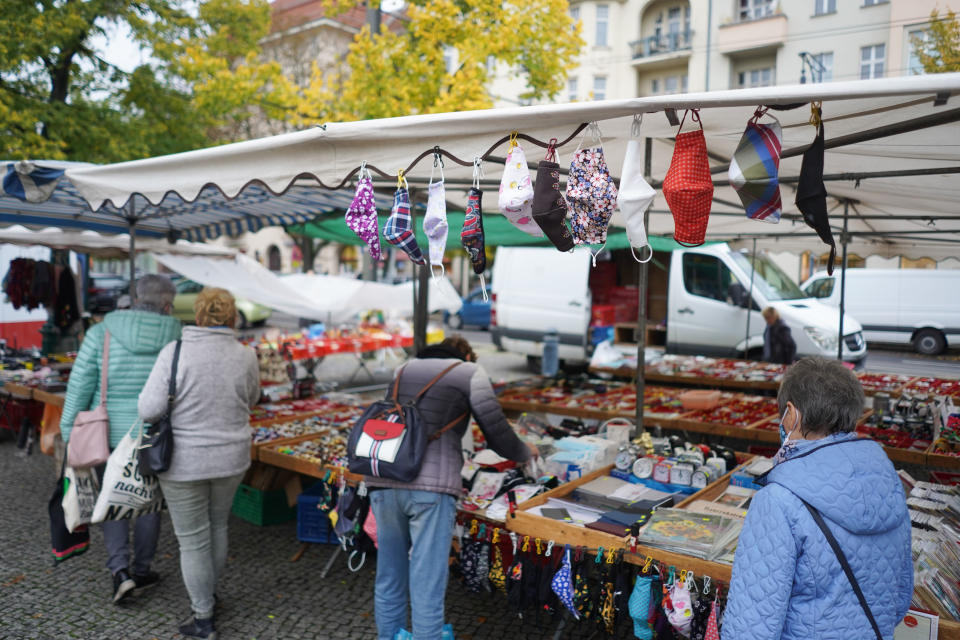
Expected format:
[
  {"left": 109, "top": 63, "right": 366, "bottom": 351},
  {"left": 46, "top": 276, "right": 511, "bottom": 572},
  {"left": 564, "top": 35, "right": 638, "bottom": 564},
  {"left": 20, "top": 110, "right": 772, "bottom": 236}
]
[
  {"left": 472, "top": 156, "right": 484, "bottom": 190},
  {"left": 631, "top": 114, "right": 643, "bottom": 138},
  {"left": 508, "top": 130, "right": 520, "bottom": 150},
  {"left": 397, "top": 169, "right": 407, "bottom": 191},
  {"left": 430, "top": 147, "right": 444, "bottom": 185}
]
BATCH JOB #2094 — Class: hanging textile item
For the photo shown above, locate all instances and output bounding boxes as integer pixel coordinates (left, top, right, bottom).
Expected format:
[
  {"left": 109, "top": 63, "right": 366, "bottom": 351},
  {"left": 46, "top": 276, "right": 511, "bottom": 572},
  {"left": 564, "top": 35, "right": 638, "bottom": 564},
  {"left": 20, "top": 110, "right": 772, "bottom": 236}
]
[
  {"left": 566, "top": 122, "right": 618, "bottom": 258},
  {"left": 704, "top": 599, "right": 721, "bottom": 640},
  {"left": 461, "top": 158, "right": 488, "bottom": 297},
  {"left": 532, "top": 138, "right": 574, "bottom": 252},
  {"left": 729, "top": 106, "right": 784, "bottom": 223},
  {"left": 383, "top": 170, "right": 426, "bottom": 265},
  {"left": 796, "top": 103, "right": 837, "bottom": 275},
  {"left": 551, "top": 545, "right": 579, "bottom": 619},
  {"left": 498, "top": 133, "right": 542, "bottom": 237},
  {"left": 3, "top": 161, "right": 65, "bottom": 203},
  {"left": 666, "top": 575, "right": 695, "bottom": 636},
  {"left": 629, "top": 574, "right": 655, "bottom": 640},
  {"left": 422, "top": 153, "right": 449, "bottom": 279},
  {"left": 662, "top": 109, "right": 714, "bottom": 246},
  {"left": 618, "top": 115, "right": 655, "bottom": 264},
  {"left": 689, "top": 577, "right": 713, "bottom": 640},
  {"left": 489, "top": 532, "right": 507, "bottom": 593},
  {"left": 55, "top": 267, "right": 80, "bottom": 329},
  {"left": 345, "top": 164, "right": 383, "bottom": 261}
]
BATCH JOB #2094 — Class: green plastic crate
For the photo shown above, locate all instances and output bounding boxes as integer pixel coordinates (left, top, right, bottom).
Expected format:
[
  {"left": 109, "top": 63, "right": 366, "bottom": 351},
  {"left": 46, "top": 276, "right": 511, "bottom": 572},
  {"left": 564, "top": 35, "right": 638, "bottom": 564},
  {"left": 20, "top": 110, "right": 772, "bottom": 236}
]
[{"left": 232, "top": 483, "right": 296, "bottom": 526}]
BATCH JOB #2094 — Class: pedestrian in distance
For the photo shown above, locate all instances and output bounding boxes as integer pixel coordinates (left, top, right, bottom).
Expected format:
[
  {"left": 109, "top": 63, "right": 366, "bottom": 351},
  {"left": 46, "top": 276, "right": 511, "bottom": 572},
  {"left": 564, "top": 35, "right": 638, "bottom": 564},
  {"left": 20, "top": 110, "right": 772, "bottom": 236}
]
[
  {"left": 139, "top": 287, "right": 260, "bottom": 640},
  {"left": 365, "top": 335, "right": 538, "bottom": 640},
  {"left": 723, "top": 357, "right": 912, "bottom": 640},
  {"left": 762, "top": 306, "right": 797, "bottom": 364},
  {"left": 60, "top": 274, "right": 181, "bottom": 603}
]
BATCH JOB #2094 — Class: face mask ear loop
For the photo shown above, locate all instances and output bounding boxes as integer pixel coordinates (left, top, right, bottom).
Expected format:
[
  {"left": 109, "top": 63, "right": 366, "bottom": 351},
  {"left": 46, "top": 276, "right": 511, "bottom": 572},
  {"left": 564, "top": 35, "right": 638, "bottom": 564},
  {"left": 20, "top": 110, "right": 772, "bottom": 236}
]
[
  {"left": 589, "top": 121, "right": 603, "bottom": 149},
  {"left": 431, "top": 148, "right": 444, "bottom": 186},
  {"left": 590, "top": 242, "right": 606, "bottom": 267},
  {"left": 630, "top": 244, "right": 653, "bottom": 264},
  {"left": 431, "top": 264, "right": 445, "bottom": 283},
  {"left": 545, "top": 138, "right": 558, "bottom": 163},
  {"left": 359, "top": 160, "right": 368, "bottom": 183},
  {"left": 479, "top": 274, "right": 488, "bottom": 301}
]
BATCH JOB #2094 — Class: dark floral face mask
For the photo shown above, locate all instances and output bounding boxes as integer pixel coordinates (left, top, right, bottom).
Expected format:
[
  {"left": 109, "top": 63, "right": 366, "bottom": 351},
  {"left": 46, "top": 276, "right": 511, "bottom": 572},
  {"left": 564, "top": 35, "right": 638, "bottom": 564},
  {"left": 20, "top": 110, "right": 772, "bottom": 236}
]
[
  {"left": 566, "top": 123, "right": 618, "bottom": 254},
  {"left": 532, "top": 139, "right": 574, "bottom": 252}
]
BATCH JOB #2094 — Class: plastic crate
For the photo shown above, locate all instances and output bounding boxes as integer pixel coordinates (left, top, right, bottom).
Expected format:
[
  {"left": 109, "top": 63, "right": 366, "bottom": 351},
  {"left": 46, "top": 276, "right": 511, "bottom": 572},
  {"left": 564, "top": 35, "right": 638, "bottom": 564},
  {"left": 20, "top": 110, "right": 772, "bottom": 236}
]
[
  {"left": 296, "top": 482, "right": 339, "bottom": 544},
  {"left": 591, "top": 305, "right": 616, "bottom": 326},
  {"left": 590, "top": 326, "right": 614, "bottom": 346},
  {"left": 231, "top": 483, "right": 296, "bottom": 526}
]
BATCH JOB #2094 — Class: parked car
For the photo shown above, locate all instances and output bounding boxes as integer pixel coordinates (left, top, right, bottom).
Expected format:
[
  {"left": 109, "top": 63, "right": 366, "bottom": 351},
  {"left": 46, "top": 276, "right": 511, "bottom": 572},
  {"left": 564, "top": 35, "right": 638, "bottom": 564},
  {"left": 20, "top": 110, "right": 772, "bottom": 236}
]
[
  {"left": 172, "top": 278, "right": 272, "bottom": 328},
  {"left": 444, "top": 286, "right": 491, "bottom": 330},
  {"left": 801, "top": 268, "right": 960, "bottom": 355},
  {"left": 87, "top": 273, "right": 129, "bottom": 313}
]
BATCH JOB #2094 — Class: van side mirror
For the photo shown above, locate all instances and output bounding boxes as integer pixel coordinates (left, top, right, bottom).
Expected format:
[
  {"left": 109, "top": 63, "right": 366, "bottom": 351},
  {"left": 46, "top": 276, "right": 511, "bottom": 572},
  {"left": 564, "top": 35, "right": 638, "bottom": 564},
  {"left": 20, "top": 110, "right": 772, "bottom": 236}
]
[{"left": 727, "top": 283, "right": 750, "bottom": 308}]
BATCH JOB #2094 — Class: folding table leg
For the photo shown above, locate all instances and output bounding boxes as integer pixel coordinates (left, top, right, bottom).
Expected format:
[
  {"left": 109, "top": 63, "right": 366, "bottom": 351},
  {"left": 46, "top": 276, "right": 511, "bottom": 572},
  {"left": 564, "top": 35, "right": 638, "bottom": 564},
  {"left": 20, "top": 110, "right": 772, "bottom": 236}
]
[{"left": 319, "top": 545, "right": 342, "bottom": 578}]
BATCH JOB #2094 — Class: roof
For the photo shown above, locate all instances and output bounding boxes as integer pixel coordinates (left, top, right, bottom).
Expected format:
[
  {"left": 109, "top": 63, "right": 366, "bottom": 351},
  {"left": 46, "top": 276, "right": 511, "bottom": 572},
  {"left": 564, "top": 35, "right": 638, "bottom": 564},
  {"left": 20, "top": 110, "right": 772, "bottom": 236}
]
[
  {"left": 269, "top": 0, "right": 405, "bottom": 36},
  {"left": 40, "top": 74, "right": 960, "bottom": 259}
]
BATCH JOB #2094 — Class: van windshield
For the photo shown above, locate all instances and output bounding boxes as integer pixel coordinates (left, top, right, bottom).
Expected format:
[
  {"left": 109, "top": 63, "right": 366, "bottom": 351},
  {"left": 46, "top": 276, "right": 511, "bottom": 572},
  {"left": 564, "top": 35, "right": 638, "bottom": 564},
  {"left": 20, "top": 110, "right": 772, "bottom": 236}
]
[{"left": 730, "top": 251, "right": 807, "bottom": 301}]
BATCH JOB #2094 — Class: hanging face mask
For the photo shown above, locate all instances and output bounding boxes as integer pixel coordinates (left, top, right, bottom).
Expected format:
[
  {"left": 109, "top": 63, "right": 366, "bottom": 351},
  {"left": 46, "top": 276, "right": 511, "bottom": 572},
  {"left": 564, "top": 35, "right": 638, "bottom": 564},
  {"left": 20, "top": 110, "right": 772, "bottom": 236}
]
[
  {"left": 498, "top": 134, "right": 542, "bottom": 237},
  {"left": 461, "top": 159, "right": 488, "bottom": 298},
  {"left": 566, "top": 122, "right": 618, "bottom": 258},
  {"left": 422, "top": 154, "right": 449, "bottom": 279},
  {"left": 383, "top": 171, "right": 426, "bottom": 266},
  {"left": 532, "top": 138, "right": 575, "bottom": 252},
  {"left": 551, "top": 545, "right": 579, "bottom": 620},
  {"left": 345, "top": 165, "right": 383, "bottom": 261},
  {"left": 796, "top": 103, "right": 837, "bottom": 275},
  {"left": 662, "top": 109, "right": 714, "bottom": 247},
  {"left": 666, "top": 579, "right": 694, "bottom": 637},
  {"left": 618, "top": 116, "right": 655, "bottom": 264},
  {"left": 729, "top": 106, "right": 784, "bottom": 224}
]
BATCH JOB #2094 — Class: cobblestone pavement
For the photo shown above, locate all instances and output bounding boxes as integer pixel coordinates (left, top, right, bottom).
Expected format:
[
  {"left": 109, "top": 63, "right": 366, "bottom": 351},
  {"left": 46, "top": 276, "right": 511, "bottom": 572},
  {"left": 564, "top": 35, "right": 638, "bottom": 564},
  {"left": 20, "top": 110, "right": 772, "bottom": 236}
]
[{"left": 0, "top": 439, "right": 618, "bottom": 640}]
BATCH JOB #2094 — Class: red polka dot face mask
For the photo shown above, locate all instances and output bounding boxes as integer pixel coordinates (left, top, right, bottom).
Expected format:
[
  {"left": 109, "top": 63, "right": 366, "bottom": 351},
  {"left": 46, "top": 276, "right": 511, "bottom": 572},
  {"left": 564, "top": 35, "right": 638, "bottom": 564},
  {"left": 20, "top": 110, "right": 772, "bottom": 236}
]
[{"left": 662, "top": 109, "right": 714, "bottom": 246}]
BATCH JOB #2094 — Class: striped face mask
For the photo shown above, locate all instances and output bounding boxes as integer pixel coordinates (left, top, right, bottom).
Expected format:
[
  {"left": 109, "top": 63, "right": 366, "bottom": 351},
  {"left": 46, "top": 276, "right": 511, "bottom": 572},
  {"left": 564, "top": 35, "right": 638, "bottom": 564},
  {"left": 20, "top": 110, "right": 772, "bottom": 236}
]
[{"left": 729, "top": 106, "right": 783, "bottom": 223}]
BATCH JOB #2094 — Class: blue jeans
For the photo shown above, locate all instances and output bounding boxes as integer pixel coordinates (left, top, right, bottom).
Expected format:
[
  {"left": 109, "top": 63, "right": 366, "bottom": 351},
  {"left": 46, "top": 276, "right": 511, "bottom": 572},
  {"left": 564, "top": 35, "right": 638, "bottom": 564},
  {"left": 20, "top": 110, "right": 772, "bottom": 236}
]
[
  {"left": 158, "top": 473, "right": 244, "bottom": 618},
  {"left": 369, "top": 489, "right": 456, "bottom": 640}
]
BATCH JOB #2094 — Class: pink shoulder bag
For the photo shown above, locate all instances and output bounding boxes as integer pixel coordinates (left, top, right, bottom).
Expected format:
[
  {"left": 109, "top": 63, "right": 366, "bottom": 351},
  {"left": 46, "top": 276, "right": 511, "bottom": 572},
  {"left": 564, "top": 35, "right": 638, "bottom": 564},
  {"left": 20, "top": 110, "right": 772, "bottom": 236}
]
[{"left": 67, "top": 332, "right": 112, "bottom": 469}]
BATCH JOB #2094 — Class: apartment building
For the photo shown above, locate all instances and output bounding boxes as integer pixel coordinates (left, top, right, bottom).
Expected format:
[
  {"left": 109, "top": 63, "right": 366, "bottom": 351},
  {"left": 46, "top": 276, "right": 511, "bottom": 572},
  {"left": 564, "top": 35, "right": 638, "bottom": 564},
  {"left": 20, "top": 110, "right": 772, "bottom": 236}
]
[{"left": 490, "top": 0, "right": 944, "bottom": 105}]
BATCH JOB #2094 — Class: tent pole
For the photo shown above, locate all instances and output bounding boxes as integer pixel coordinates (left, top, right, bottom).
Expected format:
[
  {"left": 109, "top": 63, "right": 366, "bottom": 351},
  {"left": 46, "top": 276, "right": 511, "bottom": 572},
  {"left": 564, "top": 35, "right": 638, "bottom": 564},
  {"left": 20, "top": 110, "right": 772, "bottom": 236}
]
[
  {"left": 838, "top": 200, "right": 850, "bottom": 361},
  {"left": 744, "top": 238, "right": 757, "bottom": 358},
  {"left": 635, "top": 137, "right": 653, "bottom": 435},
  {"left": 127, "top": 207, "right": 136, "bottom": 304}
]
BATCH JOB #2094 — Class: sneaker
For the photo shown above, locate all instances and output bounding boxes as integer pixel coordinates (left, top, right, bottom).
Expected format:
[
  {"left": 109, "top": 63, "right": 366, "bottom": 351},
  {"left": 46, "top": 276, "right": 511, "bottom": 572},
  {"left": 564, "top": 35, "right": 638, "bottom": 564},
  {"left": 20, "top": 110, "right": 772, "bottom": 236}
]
[
  {"left": 112, "top": 569, "right": 136, "bottom": 604},
  {"left": 179, "top": 615, "right": 217, "bottom": 639},
  {"left": 132, "top": 571, "right": 160, "bottom": 591}
]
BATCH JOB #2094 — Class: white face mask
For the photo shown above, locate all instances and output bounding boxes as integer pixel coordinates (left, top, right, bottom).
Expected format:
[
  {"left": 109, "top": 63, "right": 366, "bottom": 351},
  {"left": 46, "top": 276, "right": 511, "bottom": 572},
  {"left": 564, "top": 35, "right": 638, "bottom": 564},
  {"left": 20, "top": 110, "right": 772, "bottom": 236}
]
[
  {"left": 423, "top": 178, "right": 448, "bottom": 278},
  {"left": 498, "top": 142, "right": 542, "bottom": 237},
  {"left": 617, "top": 139, "right": 655, "bottom": 263}
]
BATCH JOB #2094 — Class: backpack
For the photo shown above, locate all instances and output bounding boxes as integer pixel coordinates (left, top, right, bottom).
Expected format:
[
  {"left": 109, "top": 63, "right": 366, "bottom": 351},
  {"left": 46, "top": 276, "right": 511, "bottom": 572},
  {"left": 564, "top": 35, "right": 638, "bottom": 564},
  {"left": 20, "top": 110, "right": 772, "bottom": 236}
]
[{"left": 347, "top": 362, "right": 469, "bottom": 482}]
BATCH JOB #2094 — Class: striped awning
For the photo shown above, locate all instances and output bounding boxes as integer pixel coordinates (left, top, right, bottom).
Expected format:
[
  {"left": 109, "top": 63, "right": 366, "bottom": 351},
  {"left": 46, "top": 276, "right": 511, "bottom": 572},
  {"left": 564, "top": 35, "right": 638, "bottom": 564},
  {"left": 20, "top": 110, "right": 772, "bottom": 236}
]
[{"left": 1, "top": 161, "right": 394, "bottom": 242}]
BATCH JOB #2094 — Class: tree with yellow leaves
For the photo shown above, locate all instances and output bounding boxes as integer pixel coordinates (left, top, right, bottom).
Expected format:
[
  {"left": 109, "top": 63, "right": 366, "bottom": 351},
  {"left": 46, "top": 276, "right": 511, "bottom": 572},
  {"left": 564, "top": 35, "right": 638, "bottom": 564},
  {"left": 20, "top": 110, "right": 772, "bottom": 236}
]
[
  {"left": 295, "top": 0, "right": 583, "bottom": 124},
  {"left": 912, "top": 8, "right": 960, "bottom": 74}
]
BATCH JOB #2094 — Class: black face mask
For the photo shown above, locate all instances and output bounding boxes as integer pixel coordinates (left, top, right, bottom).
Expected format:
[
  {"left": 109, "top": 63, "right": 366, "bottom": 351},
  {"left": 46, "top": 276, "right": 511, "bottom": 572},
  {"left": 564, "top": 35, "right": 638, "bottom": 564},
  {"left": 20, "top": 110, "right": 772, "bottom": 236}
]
[
  {"left": 795, "top": 122, "right": 836, "bottom": 275},
  {"left": 532, "top": 161, "right": 575, "bottom": 252}
]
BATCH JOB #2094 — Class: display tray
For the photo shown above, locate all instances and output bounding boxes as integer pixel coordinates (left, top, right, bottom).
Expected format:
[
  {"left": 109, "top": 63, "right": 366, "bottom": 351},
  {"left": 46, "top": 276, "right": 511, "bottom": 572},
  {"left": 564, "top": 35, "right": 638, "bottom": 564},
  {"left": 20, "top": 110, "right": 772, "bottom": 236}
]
[
  {"left": 30, "top": 388, "right": 65, "bottom": 407},
  {"left": 506, "top": 457, "right": 753, "bottom": 584},
  {"left": 258, "top": 439, "right": 327, "bottom": 478},
  {"left": 0, "top": 382, "right": 36, "bottom": 400}
]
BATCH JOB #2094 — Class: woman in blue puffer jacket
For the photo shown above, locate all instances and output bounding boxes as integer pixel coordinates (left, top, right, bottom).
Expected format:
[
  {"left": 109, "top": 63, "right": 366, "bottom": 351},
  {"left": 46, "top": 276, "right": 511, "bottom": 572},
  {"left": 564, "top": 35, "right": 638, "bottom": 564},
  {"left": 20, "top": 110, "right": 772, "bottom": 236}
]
[{"left": 723, "top": 357, "right": 912, "bottom": 640}]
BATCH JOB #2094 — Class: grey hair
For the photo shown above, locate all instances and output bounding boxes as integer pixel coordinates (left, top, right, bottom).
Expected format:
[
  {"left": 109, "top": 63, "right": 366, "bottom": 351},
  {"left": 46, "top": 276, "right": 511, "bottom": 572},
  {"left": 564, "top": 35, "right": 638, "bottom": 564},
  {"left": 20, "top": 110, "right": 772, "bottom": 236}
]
[
  {"left": 133, "top": 275, "right": 176, "bottom": 315},
  {"left": 777, "top": 357, "right": 864, "bottom": 435}
]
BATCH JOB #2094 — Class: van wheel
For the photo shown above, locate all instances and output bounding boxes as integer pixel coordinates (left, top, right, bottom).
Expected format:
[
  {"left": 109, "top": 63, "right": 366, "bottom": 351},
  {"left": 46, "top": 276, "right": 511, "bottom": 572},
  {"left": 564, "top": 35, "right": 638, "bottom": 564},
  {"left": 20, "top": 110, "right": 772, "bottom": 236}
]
[
  {"left": 526, "top": 355, "right": 542, "bottom": 373},
  {"left": 913, "top": 329, "right": 946, "bottom": 356},
  {"left": 237, "top": 311, "right": 249, "bottom": 330}
]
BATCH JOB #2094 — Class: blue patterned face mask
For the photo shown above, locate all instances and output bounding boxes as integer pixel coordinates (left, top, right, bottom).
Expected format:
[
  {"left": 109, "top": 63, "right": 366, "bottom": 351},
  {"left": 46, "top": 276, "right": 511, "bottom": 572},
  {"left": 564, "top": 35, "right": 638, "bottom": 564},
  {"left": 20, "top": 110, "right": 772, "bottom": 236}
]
[{"left": 779, "top": 410, "right": 789, "bottom": 445}]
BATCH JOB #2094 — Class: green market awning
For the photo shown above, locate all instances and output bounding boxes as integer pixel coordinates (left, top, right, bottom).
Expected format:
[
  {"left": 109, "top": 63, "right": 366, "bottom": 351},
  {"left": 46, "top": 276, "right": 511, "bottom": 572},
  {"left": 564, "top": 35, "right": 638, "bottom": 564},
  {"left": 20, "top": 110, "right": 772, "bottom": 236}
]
[{"left": 288, "top": 213, "right": 695, "bottom": 252}]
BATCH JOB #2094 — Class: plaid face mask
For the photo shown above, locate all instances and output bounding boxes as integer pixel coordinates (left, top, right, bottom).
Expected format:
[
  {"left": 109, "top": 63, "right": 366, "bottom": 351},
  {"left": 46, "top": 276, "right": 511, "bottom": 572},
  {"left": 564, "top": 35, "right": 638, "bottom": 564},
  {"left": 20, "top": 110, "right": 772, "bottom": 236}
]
[
  {"left": 729, "top": 106, "right": 784, "bottom": 224},
  {"left": 383, "top": 172, "right": 426, "bottom": 266},
  {"left": 345, "top": 168, "right": 382, "bottom": 261}
]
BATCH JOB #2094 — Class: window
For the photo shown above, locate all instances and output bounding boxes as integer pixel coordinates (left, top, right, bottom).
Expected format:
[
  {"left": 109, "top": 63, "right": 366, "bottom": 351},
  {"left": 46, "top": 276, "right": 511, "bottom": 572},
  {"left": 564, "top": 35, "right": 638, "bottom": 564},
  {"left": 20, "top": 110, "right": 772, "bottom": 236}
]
[
  {"left": 862, "top": 0, "right": 886, "bottom": 5},
  {"left": 651, "top": 78, "right": 659, "bottom": 94},
  {"left": 681, "top": 74, "right": 688, "bottom": 92},
  {"left": 442, "top": 46, "right": 457, "bottom": 75},
  {"left": 907, "top": 29, "right": 929, "bottom": 75},
  {"left": 811, "top": 52, "right": 833, "bottom": 82},
  {"left": 664, "top": 75, "right": 678, "bottom": 93},
  {"left": 568, "top": 77, "right": 578, "bottom": 102},
  {"left": 730, "top": 252, "right": 807, "bottom": 300},
  {"left": 739, "top": 0, "right": 774, "bottom": 21},
  {"left": 814, "top": 0, "right": 836, "bottom": 15},
  {"left": 570, "top": 5, "right": 580, "bottom": 32},
  {"left": 593, "top": 76, "right": 607, "bottom": 100},
  {"left": 803, "top": 278, "right": 835, "bottom": 299},
  {"left": 596, "top": 5, "right": 609, "bottom": 46},
  {"left": 737, "top": 67, "right": 774, "bottom": 88},
  {"left": 682, "top": 254, "right": 743, "bottom": 302},
  {"left": 860, "top": 44, "right": 885, "bottom": 79}
]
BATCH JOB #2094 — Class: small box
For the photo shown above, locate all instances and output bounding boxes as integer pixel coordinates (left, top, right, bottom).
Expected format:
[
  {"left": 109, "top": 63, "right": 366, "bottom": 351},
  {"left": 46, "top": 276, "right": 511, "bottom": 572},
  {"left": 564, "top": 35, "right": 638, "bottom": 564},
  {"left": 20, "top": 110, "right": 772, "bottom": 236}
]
[
  {"left": 590, "top": 326, "right": 614, "bottom": 345},
  {"left": 296, "top": 482, "right": 340, "bottom": 544},
  {"left": 591, "top": 305, "right": 616, "bottom": 326},
  {"left": 232, "top": 483, "right": 297, "bottom": 526}
]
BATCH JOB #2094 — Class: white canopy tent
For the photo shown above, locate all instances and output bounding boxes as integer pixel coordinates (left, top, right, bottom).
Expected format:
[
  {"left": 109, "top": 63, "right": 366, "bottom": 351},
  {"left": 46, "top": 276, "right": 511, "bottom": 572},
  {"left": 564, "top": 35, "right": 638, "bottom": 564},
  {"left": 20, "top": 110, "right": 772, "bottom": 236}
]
[
  {"left": 0, "top": 226, "right": 236, "bottom": 259},
  {"left": 64, "top": 74, "right": 960, "bottom": 260}
]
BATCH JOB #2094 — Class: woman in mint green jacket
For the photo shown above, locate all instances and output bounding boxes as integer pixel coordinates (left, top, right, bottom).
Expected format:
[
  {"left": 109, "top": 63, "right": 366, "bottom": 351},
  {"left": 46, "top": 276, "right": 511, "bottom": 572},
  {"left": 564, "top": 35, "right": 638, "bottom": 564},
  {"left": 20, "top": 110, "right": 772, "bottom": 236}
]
[{"left": 60, "top": 275, "right": 181, "bottom": 604}]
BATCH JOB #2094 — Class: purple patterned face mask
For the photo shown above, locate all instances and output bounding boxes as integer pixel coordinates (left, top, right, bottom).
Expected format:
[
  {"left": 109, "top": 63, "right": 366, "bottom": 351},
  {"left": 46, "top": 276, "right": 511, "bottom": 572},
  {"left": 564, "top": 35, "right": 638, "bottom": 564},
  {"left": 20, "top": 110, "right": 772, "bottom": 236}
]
[{"left": 345, "top": 166, "right": 382, "bottom": 261}]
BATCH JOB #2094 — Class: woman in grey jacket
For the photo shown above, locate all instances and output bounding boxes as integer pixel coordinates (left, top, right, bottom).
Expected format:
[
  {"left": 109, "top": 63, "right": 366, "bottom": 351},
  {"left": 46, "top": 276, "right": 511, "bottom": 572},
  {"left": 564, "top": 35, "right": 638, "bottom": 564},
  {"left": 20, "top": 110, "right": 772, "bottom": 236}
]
[{"left": 139, "top": 288, "right": 260, "bottom": 640}]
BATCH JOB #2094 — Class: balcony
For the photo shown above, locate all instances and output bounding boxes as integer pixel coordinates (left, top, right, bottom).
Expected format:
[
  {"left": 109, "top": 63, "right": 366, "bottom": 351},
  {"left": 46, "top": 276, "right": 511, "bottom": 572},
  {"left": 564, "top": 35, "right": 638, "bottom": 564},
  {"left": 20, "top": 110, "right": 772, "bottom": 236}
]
[
  {"left": 630, "top": 30, "right": 693, "bottom": 68},
  {"left": 717, "top": 13, "right": 787, "bottom": 56}
]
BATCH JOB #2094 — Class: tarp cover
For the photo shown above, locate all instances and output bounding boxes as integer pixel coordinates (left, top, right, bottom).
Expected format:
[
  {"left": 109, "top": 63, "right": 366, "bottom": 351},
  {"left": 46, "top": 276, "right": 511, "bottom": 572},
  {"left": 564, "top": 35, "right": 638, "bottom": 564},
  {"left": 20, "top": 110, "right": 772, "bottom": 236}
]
[
  {"left": 154, "top": 253, "right": 462, "bottom": 323},
  {"left": 0, "top": 226, "right": 235, "bottom": 258},
  {"left": 64, "top": 75, "right": 960, "bottom": 259}
]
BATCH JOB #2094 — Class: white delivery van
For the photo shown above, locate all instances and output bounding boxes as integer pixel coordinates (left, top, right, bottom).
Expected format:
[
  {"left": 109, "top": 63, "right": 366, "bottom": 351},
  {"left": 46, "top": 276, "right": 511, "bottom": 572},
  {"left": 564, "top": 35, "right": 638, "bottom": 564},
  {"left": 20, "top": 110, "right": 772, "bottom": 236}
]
[
  {"left": 801, "top": 269, "right": 960, "bottom": 355},
  {"left": 491, "top": 243, "right": 867, "bottom": 366}
]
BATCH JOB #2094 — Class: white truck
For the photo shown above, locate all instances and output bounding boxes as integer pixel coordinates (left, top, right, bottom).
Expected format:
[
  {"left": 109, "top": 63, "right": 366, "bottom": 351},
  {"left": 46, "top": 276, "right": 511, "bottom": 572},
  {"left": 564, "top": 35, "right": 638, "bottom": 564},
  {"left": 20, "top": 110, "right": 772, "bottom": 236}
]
[
  {"left": 801, "top": 268, "right": 960, "bottom": 355},
  {"left": 491, "top": 243, "right": 867, "bottom": 367}
]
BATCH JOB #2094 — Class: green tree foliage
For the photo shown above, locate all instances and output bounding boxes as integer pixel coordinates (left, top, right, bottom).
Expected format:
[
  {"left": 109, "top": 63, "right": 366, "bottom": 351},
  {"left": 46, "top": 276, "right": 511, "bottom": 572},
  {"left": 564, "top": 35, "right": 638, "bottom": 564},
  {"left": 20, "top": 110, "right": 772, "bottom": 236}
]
[
  {"left": 0, "top": 0, "right": 295, "bottom": 162},
  {"left": 297, "top": 0, "right": 584, "bottom": 124},
  {"left": 912, "top": 8, "right": 960, "bottom": 73}
]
